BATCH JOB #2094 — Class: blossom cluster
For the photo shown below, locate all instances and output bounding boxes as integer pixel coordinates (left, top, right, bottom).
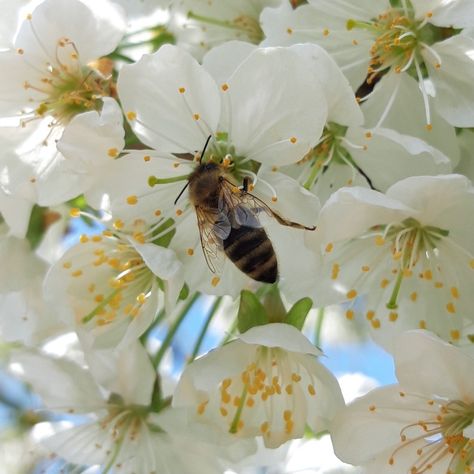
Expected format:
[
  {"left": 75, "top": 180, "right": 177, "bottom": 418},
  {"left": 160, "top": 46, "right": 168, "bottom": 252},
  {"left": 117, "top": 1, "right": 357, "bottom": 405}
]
[{"left": 1, "top": 0, "right": 474, "bottom": 472}]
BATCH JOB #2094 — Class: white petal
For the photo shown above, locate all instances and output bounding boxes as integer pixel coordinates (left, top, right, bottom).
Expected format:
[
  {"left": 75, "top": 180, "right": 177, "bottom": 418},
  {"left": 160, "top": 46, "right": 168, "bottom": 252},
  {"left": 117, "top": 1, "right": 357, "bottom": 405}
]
[
  {"left": 133, "top": 242, "right": 183, "bottom": 280},
  {"left": 345, "top": 126, "right": 452, "bottom": 191},
  {"left": 412, "top": 0, "right": 474, "bottom": 28},
  {"left": 9, "top": 349, "right": 104, "bottom": 411},
  {"left": 0, "top": 190, "right": 32, "bottom": 238},
  {"left": 227, "top": 47, "right": 328, "bottom": 166},
  {"left": 289, "top": 43, "right": 363, "bottom": 127},
  {"left": 239, "top": 323, "right": 322, "bottom": 356},
  {"left": 362, "top": 72, "right": 460, "bottom": 163},
  {"left": 427, "top": 35, "right": 474, "bottom": 127},
  {"left": 16, "top": 0, "right": 125, "bottom": 66},
  {"left": 395, "top": 330, "right": 474, "bottom": 400},
  {"left": 455, "top": 129, "right": 474, "bottom": 181},
  {"left": 118, "top": 44, "right": 221, "bottom": 152}
]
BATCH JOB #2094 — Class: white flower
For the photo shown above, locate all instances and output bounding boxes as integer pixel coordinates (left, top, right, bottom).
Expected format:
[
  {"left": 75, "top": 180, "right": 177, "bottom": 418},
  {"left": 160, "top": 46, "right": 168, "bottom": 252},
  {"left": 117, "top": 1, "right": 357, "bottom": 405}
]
[
  {"left": 10, "top": 342, "right": 239, "bottom": 473},
  {"left": 332, "top": 330, "right": 474, "bottom": 474},
  {"left": 0, "top": 234, "right": 63, "bottom": 345},
  {"left": 309, "top": 174, "right": 474, "bottom": 350},
  {"left": 261, "top": 0, "right": 474, "bottom": 127},
  {"left": 173, "top": 323, "right": 344, "bottom": 448},
  {"left": 89, "top": 44, "right": 323, "bottom": 295},
  {"left": 0, "top": 0, "right": 125, "bottom": 207},
  {"left": 169, "top": 0, "right": 281, "bottom": 59},
  {"left": 44, "top": 222, "right": 184, "bottom": 348}
]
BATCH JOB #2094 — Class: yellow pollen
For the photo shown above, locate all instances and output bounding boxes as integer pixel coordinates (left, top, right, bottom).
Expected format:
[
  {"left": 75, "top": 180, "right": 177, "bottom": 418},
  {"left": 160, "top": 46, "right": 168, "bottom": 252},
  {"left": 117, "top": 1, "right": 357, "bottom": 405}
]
[
  {"left": 197, "top": 401, "right": 207, "bottom": 415},
  {"left": 285, "top": 420, "right": 294, "bottom": 434},
  {"left": 308, "top": 384, "right": 316, "bottom": 396},
  {"left": 113, "top": 219, "right": 124, "bottom": 230},
  {"left": 346, "top": 309, "right": 354, "bottom": 320},
  {"left": 62, "top": 261, "right": 72, "bottom": 269},
  {"left": 325, "top": 242, "right": 333, "bottom": 253},
  {"left": 435, "top": 63, "right": 441, "bottom": 69},
  {"left": 283, "top": 410, "right": 292, "bottom": 421},
  {"left": 107, "top": 148, "right": 119, "bottom": 158},
  {"left": 126, "top": 195, "right": 138, "bottom": 205},
  {"left": 371, "top": 318, "right": 381, "bottom": 329},
  {"left": 94, "top": 294, "right": 104, "bottom": 303},
  {"left": 246, "top": 397, "right": 255, "bottom": 407},
  {"left": 426, "top": 124, "right": 433, "bottom": 131},
  {"left": 366, "top": 310, "right": 375, "bottom": 320},
  {"left": 178, "top": 87, "right": 186, "bottom": 94},
  {"left": 285, "top": 384, "right": 293, "bottom": 395},
  {"left": 222, "top": 378, "right": 232, "bottom": 390},
  {"left": 271, "top": 196, "right": 278, "bottom": 202},
  {"left": 419, "top": 320, "right": 427, "bottom": 329},
  {"left": 79, "top": 234, "right": 89, "bottom": 244},
  {"left": 211, "top": 276, "right": 220, "bottom": 287},
  {"left": 71, "top": 270, "right": 83, "bottom": 277},
  {"left": 331, "top": 264, "right": 340, "bottom": 279},
  {"left": 410, "top": 292, "right": 418, "bottom": 302},
  {"left": 435, "top": 281, "right": 444, "bottom": 288},
  {"left": 187, "top": 248, "right": 194, "bottom": 256},
  {"left": 260, "top": 421, "right": 269, "bottom": 434},
  {"left": 221, "top": 83, "right": 229, "bottom": 91},
  {"left": 143, "top": 155, "right": 151, "bottom": 162},
  {"left": 220, "top": 407, "right": 228, "bottom": 417},
  {"left": 362, "top": 265, "right": 370, "bottom": 272},
  {"left": 323, "top": 28, "right": 330, "bottom": 36},
  {"left": 451, "top": 287, "right": 459, "bottom": 299},
  {"left": 287, "top": 27, "right": 293, "bottom": 34},
  {"left": 369, "top": 405, "right": 376, "bottom": 412},
  {"left": 451, "top": 330, "right": 460, "bottom": 341},
  {"left": 233, "top": 396, "right": 241, "bottom": 407},
  {"left": 380, "top": 279, "right": 390, "bottom": 289},
  {"left": 69, "top": 208, "right": 81, "bottom": 218},
  {"left": 389, "top": 311, "right": 398, "bottom": 322},
  {"left": 365, "top": 131, "right": 372, "bottom": 139},
  {"left": 423, "top": 269, "right": 433, "bottom": 280},
  {"left": 375, "top": 235, "right": 385, "bottom": 246},
  {"left": 175, "top": 209, "right": 183, "bottom": 216},
  {"left": 403, "top": 268, "right": 413, "bottom": 277},
  {"left": 426, "top": 11, "right": 433, "bottom": 18},
  {"left": 290, "top": 136, "right": 297, "bottom": 144},
  {"left": 126, "top": 111, "right": 137, "bottom": 120},
  {"left": 193, "top": 113, "right": 200, "bottom": 121},
  {"left": 446, "top": 302, "right": 456, "bottom": 314},
  {"left": 136, "top": 293, "right": 146, "bottom": 305},
  {"left": 291, "top": 373, "right": 301, "bottom": 383},
  {"left": 347, "top": 289, "right": 357, "bottom": 299}
]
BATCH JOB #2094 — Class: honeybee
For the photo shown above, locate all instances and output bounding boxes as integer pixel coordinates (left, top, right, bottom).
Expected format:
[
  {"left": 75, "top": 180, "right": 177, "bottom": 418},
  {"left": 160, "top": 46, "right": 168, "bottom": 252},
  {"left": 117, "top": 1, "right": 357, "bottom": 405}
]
[{"left": 177, "top": 137, "right": 316, "bottom": 284}]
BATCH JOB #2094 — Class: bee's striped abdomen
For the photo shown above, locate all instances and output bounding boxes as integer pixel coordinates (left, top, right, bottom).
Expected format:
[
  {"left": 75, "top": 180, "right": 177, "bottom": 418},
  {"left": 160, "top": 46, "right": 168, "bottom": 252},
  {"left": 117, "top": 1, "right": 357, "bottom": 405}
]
[{"left": 223, "top": 226, "right": 278, "bottom": 283}]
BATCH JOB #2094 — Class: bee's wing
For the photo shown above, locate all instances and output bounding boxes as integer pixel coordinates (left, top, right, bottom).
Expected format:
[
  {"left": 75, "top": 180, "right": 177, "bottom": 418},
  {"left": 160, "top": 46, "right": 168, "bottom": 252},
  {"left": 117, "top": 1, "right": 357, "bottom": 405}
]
[
  {"left": 195, "top": 206, "right": 227, "bottom": 274},
  {"left": 221, "top": 178, "right": 315, "bottom": 230}
]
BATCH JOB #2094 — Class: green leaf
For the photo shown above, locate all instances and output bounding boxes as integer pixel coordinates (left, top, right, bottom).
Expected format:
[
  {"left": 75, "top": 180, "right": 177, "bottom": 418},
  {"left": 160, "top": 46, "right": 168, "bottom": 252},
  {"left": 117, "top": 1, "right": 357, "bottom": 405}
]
[
  {"left": 284, "top": 297, "right": 313, "bottom": 330},
  {"left": 237, "top": 290, "right": 269, "bottom": 333}
]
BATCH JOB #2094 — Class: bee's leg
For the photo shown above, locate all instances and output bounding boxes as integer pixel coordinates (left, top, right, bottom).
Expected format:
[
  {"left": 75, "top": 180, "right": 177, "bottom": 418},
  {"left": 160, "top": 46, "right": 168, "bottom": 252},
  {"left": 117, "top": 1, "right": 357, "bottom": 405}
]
[{"left": 242, "top": 176, "right": 251, "bottom": 193}]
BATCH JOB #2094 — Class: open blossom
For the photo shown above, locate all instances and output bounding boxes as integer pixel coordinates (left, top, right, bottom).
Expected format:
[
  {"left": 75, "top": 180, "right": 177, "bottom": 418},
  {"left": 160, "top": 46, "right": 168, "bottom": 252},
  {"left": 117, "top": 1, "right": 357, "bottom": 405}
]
[
  {"left": 10, "top": 342, "right": 241, "bottom": 473},
  {"left": 309, "top": 174, "right": 474, "bottom": 350},
  {"left": 169, "top": 0, "right": 281, "bottom": 59},
  {"left": 173, "top": 323, "right": 344, "bottom": 448},
  {"left": 0, "top": 0, "right": 125, "bottom": 209},
  {"left": 45, "top": 221, "right": 184, "bottom": 348},
  {"left": 332, "top": 330, "right": 474, "bottom": 474},
  {"left": 261, "top": 0, "right": 474, "bottom": 127},
  {"left": 88, "top": 44, "right": 323, "bottom": 295}
]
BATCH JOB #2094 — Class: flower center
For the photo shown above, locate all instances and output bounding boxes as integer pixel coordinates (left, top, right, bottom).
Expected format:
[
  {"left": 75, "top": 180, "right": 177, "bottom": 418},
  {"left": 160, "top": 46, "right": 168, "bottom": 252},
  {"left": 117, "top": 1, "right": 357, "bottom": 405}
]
[
  {"left": 187, "top": 11, "right": 264, "bottom": 44},
  {"left": 389, "top": 399, "right": 474, "bottom": 474},
  {"left": 22, "top": 39, "right": 111, "bottom": 126}
]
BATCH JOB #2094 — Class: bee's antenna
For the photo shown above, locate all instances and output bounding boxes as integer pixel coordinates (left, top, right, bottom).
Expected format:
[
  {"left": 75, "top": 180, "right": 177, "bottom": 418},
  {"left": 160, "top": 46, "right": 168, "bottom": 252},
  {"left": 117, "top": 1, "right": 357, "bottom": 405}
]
[{"left": 174, "top": 135, "right": 212, "bottom": 205}]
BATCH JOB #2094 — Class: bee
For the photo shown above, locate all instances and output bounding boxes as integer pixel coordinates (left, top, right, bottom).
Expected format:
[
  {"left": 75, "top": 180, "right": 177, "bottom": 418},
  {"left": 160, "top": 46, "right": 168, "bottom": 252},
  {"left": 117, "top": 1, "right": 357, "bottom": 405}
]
[{"left": 176, "top": 137, "right": 316, "bottom": 284}]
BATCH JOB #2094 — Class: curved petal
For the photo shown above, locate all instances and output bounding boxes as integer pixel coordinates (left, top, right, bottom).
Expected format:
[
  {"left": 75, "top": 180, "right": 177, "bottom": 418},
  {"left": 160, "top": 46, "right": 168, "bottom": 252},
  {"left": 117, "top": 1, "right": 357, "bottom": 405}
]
[
  {"left": 118, "top": 44, "right": 221, "bottom": 152},
  {"left": 227, "top": 47, "right": 328, "bottom": 166},
  {"left": 412, "top": 0, "right": 474, "bottom": 28}
]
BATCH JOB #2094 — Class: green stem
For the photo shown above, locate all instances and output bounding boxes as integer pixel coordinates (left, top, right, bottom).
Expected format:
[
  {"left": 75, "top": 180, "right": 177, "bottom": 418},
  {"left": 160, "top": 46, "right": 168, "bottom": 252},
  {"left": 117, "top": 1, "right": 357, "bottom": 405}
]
[
  {"left": 229, "top": 384, "right": 248, "bottom": 434},
  {"left": 386, "top": 270, "right": 404, "bottom": 309},
  {"left": 102, "top": 417, "right": 133, "bottom": 474},
  {"left": 82, "top": 288, "right": 121, "bottom": 324},
  {"left": 303, "top": 159, "right": 322, "bottom": 190},
  {"left": 148, "top": 174, "right": 190, "bottom": 187},
  {"left": 153, "top": 293, "right": 199, "bottom": 367},
  {"left": 314, "top": 307, "right": 325, "bottom": 347},
  {"left": 190, "top": 297, "right": 222, "bottom": 361}
]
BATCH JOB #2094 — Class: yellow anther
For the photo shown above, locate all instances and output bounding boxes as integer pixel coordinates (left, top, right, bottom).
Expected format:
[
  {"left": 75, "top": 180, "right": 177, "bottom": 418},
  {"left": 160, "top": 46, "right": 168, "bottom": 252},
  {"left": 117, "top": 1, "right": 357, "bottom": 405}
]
[
  {"left": 423, "top": 269, "right": 433, "bottom": 280},
  {"left": 325, "top": 242, "right": 333, "bottom": 253},
  {"left": 113, "top": 219, "right": 124, "bottom": 230},
  {"left": 271, "top": 196, "right": 278, "bottom": 202},
  {"left": 389, "top": 311, "right": 398, "bottom": 322},
  {"left": 331, "top": 263, "right": 340, "bottom": 280},
  {"left": 126, "top": 111, "right": 137, "bottom": 120},
  {"left": 361, "top": 265, "right": 370, "bottom": 272},
  {"left": 79, "top": 234, "right": 89, "bottom": 243},
  {"left": 308, "top": 384, "right": 316, "bottom": 396},
  {"left": 369, "top": 405, "right": 376, "bottom": 412},
  {"left": 246, "top": 397, "right": 255, "bottom": 407},
  {"left": 71, "top": 270, "right": 83, "bottom": 277},
  {"left": 290, "top": 136, "right": 297, "bottom": 144},
  {"left": 470, "top": 259, "right": 474, "bottom": 269},
  {"left": 193, "top": 113, "right": 200, "bottom": 121},
  {"left": 221, "top": 83, "right": 229, "bottom": 91},
  {"left": 69, "top": 207, "right": 81, "bottom": 217},
  {"left": 451, "top": 330, "right": 460, "bottom": 341},
  {"left": 283, "top": 410, "right": 292, "bottom": 421},
  {"left": 285, "top": 384, "right": 293, "bottom": 395},
  {"left": 107, "top": 148, "right": 119, "bottom": 158},
  {"left": 221, "top": 378, "right": 232, "bottom": 389},
  {"left": 197, "top": 401, "right": 207, "bottom": 415},
  {"left": 178, "top": 87, "right": 186, "bottom": 94},
  {"left": 287, "top": 27, "right": 293, "bottom": 34},
  {"left": 187, "top": 248, "right": 194, "bottom": 256},
  {"left": 17, "top": 48, "right": 24, "bottom": 54},
  {"left": 426, "top": 11, "right": 433, "bottom": 18},
  {"left": 271, "top": 166, "right": 278, "bottom": 172},
  {"left": 366, "top": 310, "right": 375, "bottom": 320},
  {"left": 220, "top": 407, "right": 228, "bottom": 417},
  {"left": 94, "top": 294, "right": 104, "bottom": 303},
  {"left": 62, "top": 261, "right": 72, "bottom": 269},
  {"left": 102, "top": 230, "right": 113, "bottom": 237},
  {"left": 88, "top": 283, "right": 96, "bottom": 293},
  {"left": 291, "top": 373, "right": 301, "bottom": 383},
  {"left": 352, "top": 39, "right": 359, "bottom": 45},
  {"left": 346, "top": 309, "right": 354, "bottom": 320},
  {"left": 143, "top": 155, "right": 151, "bottom": 162},
  {"left": 380, "top": 279, "right": 389, "bottom": 289},
  {"left": 426, "top": 124, "right": 433, "bottom": 131},
  {"left": 346, "top": 289, "right": 357, "bottom": 299},
  {"left": 410, "top": 292, "right": 418, "bottom": 302},
  {"left": 451, "top": 287, "right": 459, "bottom": 299},
  {"left": 365, "top": 131, "right": 372, "bottom": 139},
  {"left": 126, "top": 195, "right": 138, "bottom": 205},
  {"left": 375, "top": 236, "right": 385, "bottom": 246},
  {"left": 175, "top": 209, "right": 183, "bottom": 216},
  {"left": 446, "top": 302, "right": 456, "bottom": 314},
  {"left": 136, "top": 293, "right": 146, "bottom": 305},
  {"left": 91, "top": 235, "right": 102, "bottom": 242},
  {"left": 371, "top": 318, "right": 381, "bottom": 329},
  {"left": 260, "top": 421, "right": 269, "bottom": 434},
  {"left": 323, "top": 28, "right": 330, "bottom": 36},
  {"left": 211, "top": 276, "right": 220, "bottom": 287},
  {"left": 403, "top": 268, "right": 413, "bottom": 277}
]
